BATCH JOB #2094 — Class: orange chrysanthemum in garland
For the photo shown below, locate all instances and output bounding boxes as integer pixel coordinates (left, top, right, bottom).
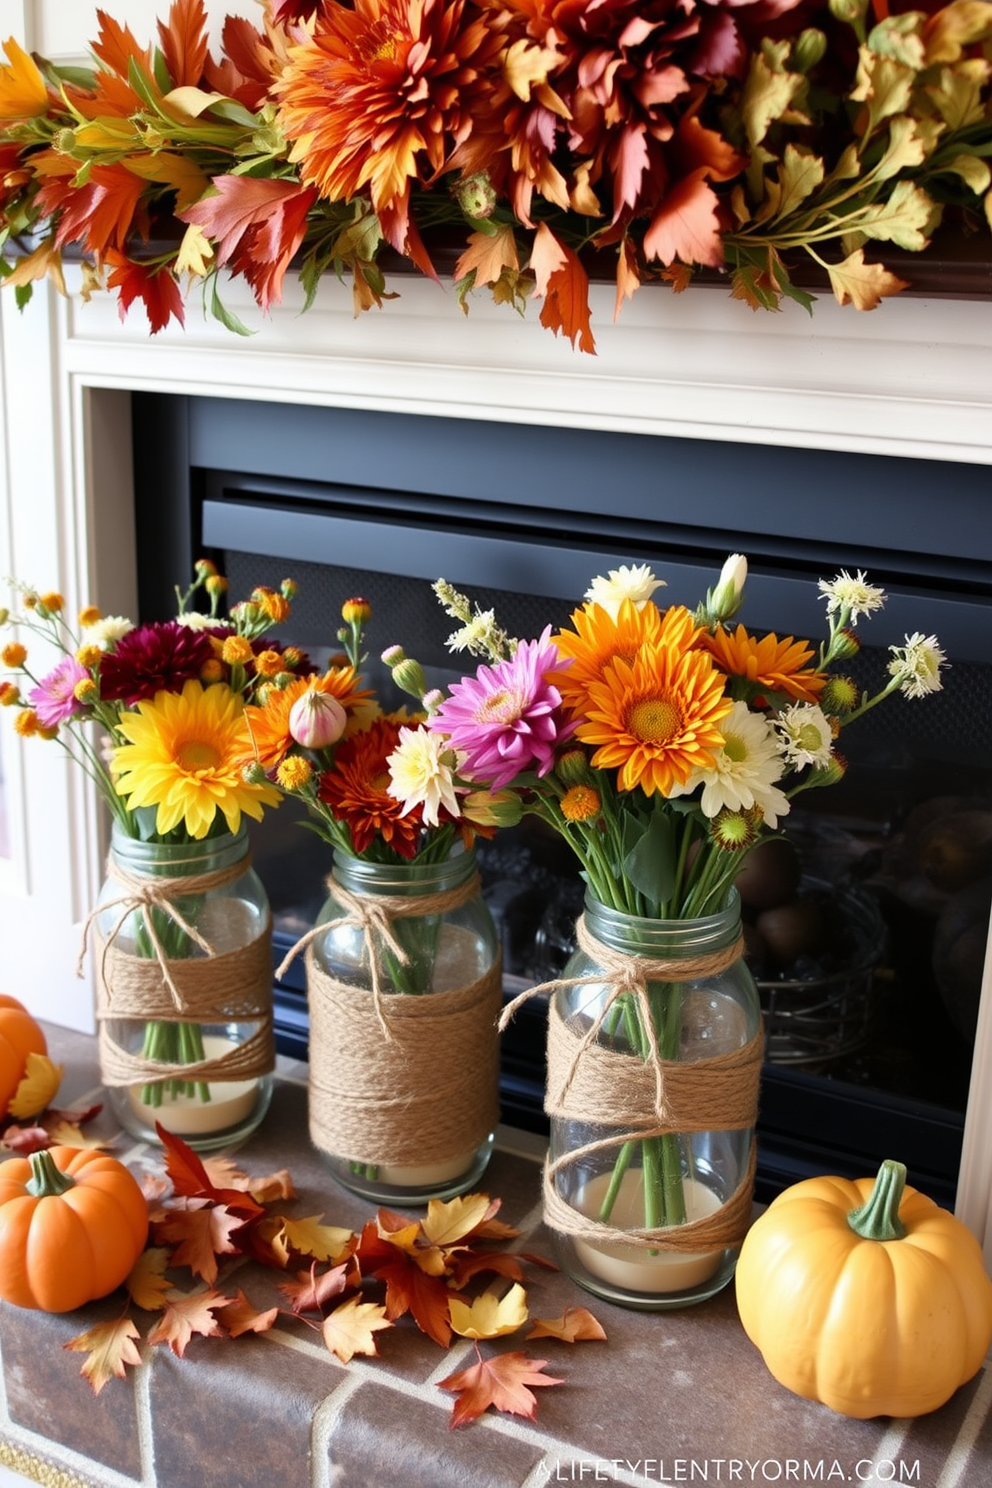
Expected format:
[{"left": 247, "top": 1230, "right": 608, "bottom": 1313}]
[
  {"left": 318, "top": 715, "right": 424, "bottom": 858},
  {"left": 575, "top": 627, "right": 732, "bottom": 797},
  {"left": 551, "top": 599, "right": 697, "bottom": 716},
  {"left": 699, "top": 623, "right": 827, "bottom": 704},
  {"left": 273, "top": 0, "right": 501, "bottom": 265},
  {"left": 244, "top": 667, "right": 371, "bottom": 770}
]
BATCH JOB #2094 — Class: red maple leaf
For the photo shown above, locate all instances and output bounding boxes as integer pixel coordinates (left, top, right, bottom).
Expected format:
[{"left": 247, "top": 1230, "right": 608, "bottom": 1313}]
[
  {"left": 90, "top": 9, "right": 153, "bottom": 79},
  {"left": 155, "top": 1123, "right": 263, "bottom": 1215},
  {"left": 157, "top": 0, "right": 210, "bottom": 88},
  {"left": 39, "top": 164, "right": 148, "bottom": 258},
  {"left": 179, "top": 176, "right": 318, "bottom": 310},
  {"left": 203, "top": 17, "right": 276, "bottom": 111},
  {"left": 439, "top": 1347, "right": 564, "bottom": 1427}
]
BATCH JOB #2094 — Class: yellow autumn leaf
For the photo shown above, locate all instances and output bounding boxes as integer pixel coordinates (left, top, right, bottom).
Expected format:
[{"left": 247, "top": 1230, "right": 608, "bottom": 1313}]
[
  {"left": 851, "top": 53, "right": 916, "bottom": 134},
  {"left": 65, "top": 1317, "right": 143, "bottom": 1396},
  {"left": 857, "top": 179, "right": 933, "bottom": 251},
  {"left": 984, "top": 187, "right": 992, "bottom": 233},
  {"left": 927, "top": 59, "right": 990, "bottom": 132},
  {"left": 0, "top": 36, "right": 48, "bottom": 121},
  {"left": 421, "top": 1192, "right": 494, "bottom": 1248},
  {"left": 504, "top": 39, "right": 561, "bottom": 106},
  {"left": 126, "top": 1248, "right": 173, "bottom": 1312},
  {"left": 321, "top": 1296, "right": 392, "bottom": 1364},
  {"left": 874, "top": 116, "right": 929, "bottom": 182},
  {"left": 772, "top": 144, "right": 825, "bottom": 219},
  {"left": 741, "top": 46, "right": 804, "bottom": 148},
  {"left": 941, "top": 153, "right": 992, "bottom": 195},
  {"left": 7, "top": 1052, "right": 63, "bottom": 1119},
  {"left": 826, "top": 248, "right": 910, "bottom": 310},
  {"left": 41, "top": 1117, "right": 109, "bottom": 1150},
  {"left": 162, "top": 86, "right": 233, "bottom": 121},
  {"left": 126, "top": 153, "right": 210, "bottom": 211},
  {"left": 2, "top": 240, "right": 67, "bottom": 298},
  {"left": 449, "top": 1283, "right": 529, "bottom": 1340},
  {"left": 175, "top": 223, "right": 215, "bottom": 278},
  {"left": 925, "top": 0, "right": 992, "bottom": 65},
  {"left": 280, "top": 1214, "right": 354, "bottom": 1263}
]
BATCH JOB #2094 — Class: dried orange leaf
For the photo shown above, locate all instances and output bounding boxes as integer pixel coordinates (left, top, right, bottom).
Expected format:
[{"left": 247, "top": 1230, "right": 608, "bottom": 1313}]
[
  {"left": 526, "top": 1306, "right": 608, "bottom": 1343},
  {"left": 321, "top": 1296, "right": 392, "bottom": 1364},
  {"left": 65, "top": 1317, "right": 142, "bottom": 1395},
  {"left": 153, "top": 1202, "right": 244, "bottom": 1284},
  {"left": 223, "top": 1288, "right": 279, "bottom": 1338},
  {"left": 147, "top": 1290, "right": 230, "bottom": 1357},
  {"left": 439, "top": 1348, "right": 564, "bottom": 1427}
]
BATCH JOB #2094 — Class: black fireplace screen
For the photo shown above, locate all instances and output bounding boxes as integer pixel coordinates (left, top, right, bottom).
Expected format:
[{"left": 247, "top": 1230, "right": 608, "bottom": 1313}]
[{"left": 131, "top": 393, "right": 992, "bottom": 1207}]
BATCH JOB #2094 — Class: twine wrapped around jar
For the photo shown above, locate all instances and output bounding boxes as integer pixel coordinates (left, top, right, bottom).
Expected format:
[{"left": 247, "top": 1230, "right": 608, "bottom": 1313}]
[
  {"left": 502, "top": 911, "right": 764, "bottom": 1256},
  {"left": 84, "top": 850, "right": 275, "bottom": 1090},
  {"left": 280, "top": 865, "right": 502, "bottom": 1176}
]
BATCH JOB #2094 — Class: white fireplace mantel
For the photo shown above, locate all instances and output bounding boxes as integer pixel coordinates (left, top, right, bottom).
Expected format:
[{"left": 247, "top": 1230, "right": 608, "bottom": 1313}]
[{"left": 1, "top": 0, "right": 991, "bottom": 1252}]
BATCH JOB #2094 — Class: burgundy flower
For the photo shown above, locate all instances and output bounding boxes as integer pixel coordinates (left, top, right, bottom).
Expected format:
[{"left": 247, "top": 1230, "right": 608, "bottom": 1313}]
[{"left": 99, "top": 621, "right": 218, "bottom": 703}]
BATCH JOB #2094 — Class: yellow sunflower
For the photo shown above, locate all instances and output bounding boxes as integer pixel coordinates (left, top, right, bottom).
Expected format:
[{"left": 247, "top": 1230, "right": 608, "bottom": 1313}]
[
  {"left": 112, "top": 680, "right": 281, "bottom": 839},
  {"left": 551, "top": 597, "right": 679, "bottom": 712},
  {"left": 699, "top": 624, "right": 827, "bottom": 703},
  {"left": 576, "top": 632, "right": 732, "bottom": 797},
  {"left": 242, "top": 667, "right": 372, "bottom": 770}
]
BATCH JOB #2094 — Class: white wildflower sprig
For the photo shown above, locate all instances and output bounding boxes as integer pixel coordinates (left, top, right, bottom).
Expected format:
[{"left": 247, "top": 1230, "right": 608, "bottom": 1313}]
[
  {"left": 433, "top": 578, "right": 515, "bottom": 661},
  {"left": 887, "top": 633, "right": 947, "bottom": 700}
]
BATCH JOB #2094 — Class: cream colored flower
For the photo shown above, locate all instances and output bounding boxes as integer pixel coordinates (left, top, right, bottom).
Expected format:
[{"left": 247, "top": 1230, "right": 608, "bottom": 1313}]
[
  {"left": 670, "top": 701, "right": 790, "bottom": 828},
  {"left": 81, "top": 615, "right": 134, "bottom": 648},
  {"left": 774, "top": 702, "right": 835, "bottom": 770},
  {"left": 888, "top": 633, "right": 946, "bottom": 699},
  {"left": 584, "top": 564, "right": 665, "bottom": 618},
  {"left": 818, "top": 569, "right": 886, "bottom": 625},
  {"left": 387, "top": 724, "right": 460, "bottom": 826}
]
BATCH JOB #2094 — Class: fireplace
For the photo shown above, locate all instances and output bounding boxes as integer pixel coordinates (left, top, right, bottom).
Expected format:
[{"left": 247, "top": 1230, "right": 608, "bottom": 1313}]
[
  {"left": 120, "top": 387, "right": 992, "bottom": 1208},
  {"left": 1, "top": 264, "right": 990, "bottom": 1243}
]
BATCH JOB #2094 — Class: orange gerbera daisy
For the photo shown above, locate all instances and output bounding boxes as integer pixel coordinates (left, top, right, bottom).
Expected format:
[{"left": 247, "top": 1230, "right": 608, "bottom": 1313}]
[
  {"left": 243, "top": 667, "right": 371, "bottom": 770},
  {"left": 576, "top": 632, "right": 732, "bottom": 797},
  {"left": 552, "top": 598, "right": 693, "bottom": 714},
  {"left": 699, "top": 624, "right": 827, "bottom": 704},
  {"left": 318, "top": 715, "right": 423, "bottom": 858}
]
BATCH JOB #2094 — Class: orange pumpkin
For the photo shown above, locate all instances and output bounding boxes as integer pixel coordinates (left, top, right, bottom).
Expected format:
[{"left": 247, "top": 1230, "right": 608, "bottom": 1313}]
[
  {"left": 0, "top": 1145, "right": 149, "bottom": 1311},
  {"left": 0, "top": 994, "right": 48, "bottom": 1118}
]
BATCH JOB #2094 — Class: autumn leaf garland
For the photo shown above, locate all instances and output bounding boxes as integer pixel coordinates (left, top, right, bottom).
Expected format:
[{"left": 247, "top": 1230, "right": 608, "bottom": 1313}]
[
  {"left": 63, "top": 1126, "right": 606, "bottom": 1425},
  {"left": 0, "top": 0, "right": 989, "bottom": 351}
]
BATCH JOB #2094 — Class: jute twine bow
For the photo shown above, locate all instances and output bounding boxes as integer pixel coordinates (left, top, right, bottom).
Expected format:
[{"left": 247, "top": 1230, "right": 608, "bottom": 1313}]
[
  {"left": 82, "top": 851, "right": 274, "bottom": 1088},
  {"left": 500, "top": 912, "right": 764, "bottom": 1255},
  {"left": 275, "top": 869, "right": 487, "bottom": 1039}
]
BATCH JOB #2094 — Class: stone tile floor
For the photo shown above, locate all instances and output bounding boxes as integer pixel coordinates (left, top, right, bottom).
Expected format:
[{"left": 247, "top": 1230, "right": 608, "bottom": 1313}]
[{"left": 1, "top": 1024, "right": 991, "bottom": 1487}]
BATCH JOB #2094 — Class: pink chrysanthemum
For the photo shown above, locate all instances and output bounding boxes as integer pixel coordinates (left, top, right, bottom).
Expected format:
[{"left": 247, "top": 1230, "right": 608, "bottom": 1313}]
[
  {"left": 29, "top": 656, "right": 90, "bottom": 728},
  {"left": 430, "top": 627, "right": 574, "bottom": 789},
  {"left": 99, "top": 621, "right": 219, "bottom": 704}
]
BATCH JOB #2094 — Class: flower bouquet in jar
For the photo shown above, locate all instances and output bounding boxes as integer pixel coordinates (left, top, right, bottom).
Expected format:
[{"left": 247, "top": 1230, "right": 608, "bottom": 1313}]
[
  {"left": 243, "top": 597, "right": 508, "bottom": 1200},
  {"left": 379, "top": 562, "right": 946, "bottom": 1304},
  {"left": 0, "top": 564, "right": 302, "bottom": 1146}
]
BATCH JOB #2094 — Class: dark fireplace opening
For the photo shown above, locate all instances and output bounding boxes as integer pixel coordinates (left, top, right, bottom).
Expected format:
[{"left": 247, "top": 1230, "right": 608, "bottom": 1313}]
[{"left": 131, "top": 393, "right": 992, "bottom": 1207}]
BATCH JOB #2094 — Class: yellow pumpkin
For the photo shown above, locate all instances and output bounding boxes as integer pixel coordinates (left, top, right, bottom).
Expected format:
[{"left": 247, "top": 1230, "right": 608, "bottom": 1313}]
[{"left": 735, "top": 1159, "right": 992, "bottom": 1419}]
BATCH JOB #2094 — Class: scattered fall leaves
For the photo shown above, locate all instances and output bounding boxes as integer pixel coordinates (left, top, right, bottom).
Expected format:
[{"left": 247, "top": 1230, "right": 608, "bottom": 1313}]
[{"left": 56, "top": 1123, "right": 606, "bottom": 1427}]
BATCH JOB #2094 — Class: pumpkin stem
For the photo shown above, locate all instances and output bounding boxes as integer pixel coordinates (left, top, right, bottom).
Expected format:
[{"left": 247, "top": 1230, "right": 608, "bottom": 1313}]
[
  {"left": 847, "top": 1159, "right": 908, "bottom": 1242},
  {"left": 25, "top": 1149, "right": 77, "bottom": 1199}
]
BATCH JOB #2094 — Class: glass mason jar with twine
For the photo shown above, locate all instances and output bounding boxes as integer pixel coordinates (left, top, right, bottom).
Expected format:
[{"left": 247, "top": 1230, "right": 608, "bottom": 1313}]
[
  {"left": 505, "top": 888, "right": 762, "bottom": 1310},
  {"left": 281, "top": 846, "right": 501, "bottom": 1202},
  {"left": 89, "top": 825, "right": 275, "bottom": 1151}
]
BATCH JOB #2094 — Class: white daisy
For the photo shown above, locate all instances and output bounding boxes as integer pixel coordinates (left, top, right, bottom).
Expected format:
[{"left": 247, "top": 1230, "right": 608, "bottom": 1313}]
[
  {"left": 818, "top": 570, "right": 886, "bottom": 626},
  {"left": 81, "top": 615, "right": 134, "bottom": 648},
  {"left": 584, "top": 563, "right": 665, "bottom": 618},
  {"left": 387, "top": 725, "right": 461, "bottom": 826},
  {"left": 669, "top": 701, "right": 791, "bottom": 828},
  {"left": 774, "top": 702, "right": 835, "bottom": 770},
  {"left": 888, "top": 633, "right": 946, "bottom": 699},
  {"left": 174, "top": 611, "right": 220, "bottom": 632}
]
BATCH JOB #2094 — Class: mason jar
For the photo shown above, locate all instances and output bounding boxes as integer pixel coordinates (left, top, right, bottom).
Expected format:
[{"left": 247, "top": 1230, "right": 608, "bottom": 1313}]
[
  {"left": 95, "top": 825, "right": 274, "bottom": 1151},
  {"left": 307, "top": 847, "right": 501, "bottom": 1202},
  {"left": 547, "top": 889, "right": 762, "bottom": 1310}
]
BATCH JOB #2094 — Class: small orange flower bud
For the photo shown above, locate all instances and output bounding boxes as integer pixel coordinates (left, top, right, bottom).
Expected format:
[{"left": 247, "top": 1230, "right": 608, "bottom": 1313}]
[
  {"left": 276, "top": 756, "right": 315, "bottom": 791},
  {"left": 342, "top": 597, "right": 371, "bottom": 625},
  {"left": 38, "top": 591, "right": 64, "bottom": 614},
  {"left": 205, "top": 574, "right": 228, "bottom": 598},
  {"left": 252, "top": 588, "right": 290, "bottom": 624},
  {"left": 13, "top": 707, "right": 38, "bottom": 736},
  {"left": 195, "top": 558, "right": 218, "bottom": 578},
  {"left": 254, "top": 649, "right": 285, "bottom": 679},
  {"left": 78, "top": 606, "right": 102, "bottom": 628},
  {"left": 199, "top": 658, "right": 225, "bottom": 684},
  {"left": 2, "top": 642, "right": 27, "bottom": 668},
  {"left": 73, "top": 678, "right": 98, "bottom": 705},
  {"left": 560, "top": 784, "right": 602, "bottom": 823},
  {"left": 0, "top": 681, "right": 21, "bottom": 706},
  {"left": 75, "top": 644, "right": 102, "bottom": 669},
  {"left": 221, "top": 636, "right": 254, "bottom": 665},
  {"left": 281, "top": 579, "right": 298, "bottom": 600}
]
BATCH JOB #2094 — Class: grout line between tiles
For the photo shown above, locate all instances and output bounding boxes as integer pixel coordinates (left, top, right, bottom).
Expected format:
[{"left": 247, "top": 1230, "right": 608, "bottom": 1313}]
[{"left": 935, "top": 1367, "right": 992, "bottom": 1488}]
